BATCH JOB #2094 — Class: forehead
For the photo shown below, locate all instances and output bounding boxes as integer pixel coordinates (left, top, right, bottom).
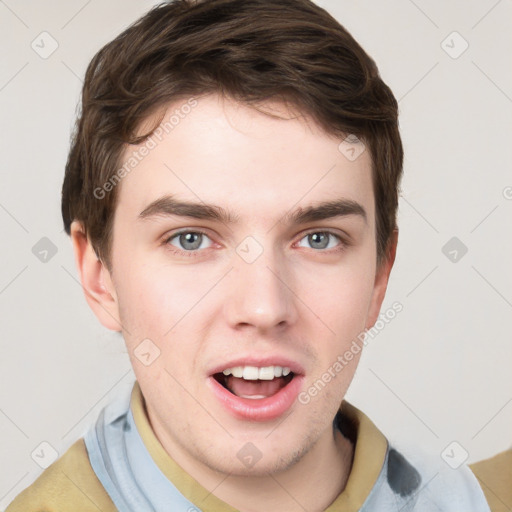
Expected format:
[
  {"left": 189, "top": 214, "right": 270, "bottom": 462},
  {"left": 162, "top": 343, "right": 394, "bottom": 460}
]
[{"left": 115, "top": 94, "right": 374, "bottom": 226}]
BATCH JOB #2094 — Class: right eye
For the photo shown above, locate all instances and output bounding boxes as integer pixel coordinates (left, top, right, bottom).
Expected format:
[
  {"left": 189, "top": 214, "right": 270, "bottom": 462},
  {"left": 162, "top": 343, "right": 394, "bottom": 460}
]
[{"left": 165, "top": 230, "right": 214, "bottom": 255}]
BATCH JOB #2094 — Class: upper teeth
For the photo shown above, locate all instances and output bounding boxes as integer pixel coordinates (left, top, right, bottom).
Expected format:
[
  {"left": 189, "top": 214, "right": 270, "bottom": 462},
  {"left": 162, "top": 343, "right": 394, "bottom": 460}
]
[{"left": 222, "top": 365, "right": 291, "bottom": 380}]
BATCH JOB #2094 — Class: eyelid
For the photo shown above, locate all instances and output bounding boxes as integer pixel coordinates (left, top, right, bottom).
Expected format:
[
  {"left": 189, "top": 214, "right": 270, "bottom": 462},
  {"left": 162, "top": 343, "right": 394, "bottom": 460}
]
[
  {"left": 164, "top": 228, "right": 214, "bottom": 246},
  {"left": 299, "top": 227, "right": 346, "bottom": 240},
  {"left": 295, "top": 229, "right": 348, "bottom": 250},
  {"left": 163, "top": 227, "right": 350, "bottom": 257}
]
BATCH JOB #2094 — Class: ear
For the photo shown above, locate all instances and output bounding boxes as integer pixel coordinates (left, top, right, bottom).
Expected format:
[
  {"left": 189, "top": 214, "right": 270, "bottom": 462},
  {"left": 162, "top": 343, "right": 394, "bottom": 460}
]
[
  {"left": 70, "top": 221, "right": 122, "bottom": 332},
  {"left": 365, "top": 229, "right": 398, "bottom": 329}
]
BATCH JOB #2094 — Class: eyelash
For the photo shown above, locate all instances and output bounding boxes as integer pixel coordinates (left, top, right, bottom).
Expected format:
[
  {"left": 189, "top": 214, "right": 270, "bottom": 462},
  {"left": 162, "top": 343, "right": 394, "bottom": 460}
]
[{"left": 162, "top": 229, "right": 349, "bottom": 258}]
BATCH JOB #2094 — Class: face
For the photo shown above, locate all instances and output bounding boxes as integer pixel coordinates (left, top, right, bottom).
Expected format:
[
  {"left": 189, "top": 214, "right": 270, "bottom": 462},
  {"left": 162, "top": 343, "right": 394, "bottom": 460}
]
[{"left": 77, "top": 94, "right": 395, "bottom": 478}]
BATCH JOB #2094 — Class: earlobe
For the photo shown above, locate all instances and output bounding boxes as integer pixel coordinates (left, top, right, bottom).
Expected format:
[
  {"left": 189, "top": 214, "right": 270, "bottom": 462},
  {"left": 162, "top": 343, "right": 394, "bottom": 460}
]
[
  {"left": 70, "top": 221, "right": 122, "bottom": 332},
  {"left": 365, "top": 229, "right": 398, "bottom": 330}
]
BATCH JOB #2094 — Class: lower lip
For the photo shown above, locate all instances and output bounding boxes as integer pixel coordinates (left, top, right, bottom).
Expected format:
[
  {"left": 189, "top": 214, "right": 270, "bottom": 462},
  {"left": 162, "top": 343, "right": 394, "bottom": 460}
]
[{"left": 207, "top": 374, "right": 304, "bottom": 422}]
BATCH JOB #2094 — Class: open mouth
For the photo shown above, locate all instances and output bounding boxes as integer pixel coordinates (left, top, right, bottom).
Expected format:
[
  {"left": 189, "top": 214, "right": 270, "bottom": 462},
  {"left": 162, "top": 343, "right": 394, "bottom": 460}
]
[
  {"left": 207, "top": 361, "right": 304, "bottom": 421},
  {"left": 213, "top": 366, "right": 295, "bottom": 399}
]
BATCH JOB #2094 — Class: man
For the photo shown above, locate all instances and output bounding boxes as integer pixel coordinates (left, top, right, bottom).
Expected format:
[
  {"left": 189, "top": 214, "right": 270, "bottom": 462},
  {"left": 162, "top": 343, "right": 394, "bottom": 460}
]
[{"left": 6, "top": 0, "right": 493, "bottom": 510}]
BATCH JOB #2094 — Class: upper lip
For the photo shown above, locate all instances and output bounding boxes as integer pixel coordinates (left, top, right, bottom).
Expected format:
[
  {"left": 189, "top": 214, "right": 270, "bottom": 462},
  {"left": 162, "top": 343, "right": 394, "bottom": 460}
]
[{"left": 208, "top": 356, "right": 305, "bottom": 376}]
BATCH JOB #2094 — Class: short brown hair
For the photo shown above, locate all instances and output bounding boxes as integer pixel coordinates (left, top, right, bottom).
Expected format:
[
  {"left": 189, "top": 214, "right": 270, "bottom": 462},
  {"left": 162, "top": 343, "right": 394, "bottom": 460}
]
[{"left": 62, "top": 0, "right": 403, "bottom": 269}]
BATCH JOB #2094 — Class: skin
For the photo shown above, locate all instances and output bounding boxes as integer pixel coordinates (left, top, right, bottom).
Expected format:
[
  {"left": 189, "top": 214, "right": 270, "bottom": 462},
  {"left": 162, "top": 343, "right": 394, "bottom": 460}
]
[{"left": 71, "top": 94, "right": 397, "bottom": 512}]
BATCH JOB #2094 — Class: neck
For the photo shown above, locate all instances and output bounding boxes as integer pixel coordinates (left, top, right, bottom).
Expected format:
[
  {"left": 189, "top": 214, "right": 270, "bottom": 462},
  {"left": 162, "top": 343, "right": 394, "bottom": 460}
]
[
  {"left": 224, "top": 427, "right": 354, "bottom": 512},
  {"left": 151, "top": 416, "right": 354, "bottom": 512}
]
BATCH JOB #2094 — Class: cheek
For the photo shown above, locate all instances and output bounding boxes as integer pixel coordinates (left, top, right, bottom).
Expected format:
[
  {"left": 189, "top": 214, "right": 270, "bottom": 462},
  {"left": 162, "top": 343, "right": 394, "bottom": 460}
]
[
  {"left": 115, "top": 267, "right": 204, "bottom": 388},
  {"left": 115, "top": 261, "right": 215, "bottom": 345},
  {"left": 114, "top": 264, "right": 176, "bottom": 338},
  {"left": 301, "top": 259, "right": 377, "bottom": 336}
]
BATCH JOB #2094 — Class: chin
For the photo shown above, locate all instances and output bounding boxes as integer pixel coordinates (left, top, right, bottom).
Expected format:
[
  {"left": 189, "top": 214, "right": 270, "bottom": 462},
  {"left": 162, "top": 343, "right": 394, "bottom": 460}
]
[{"left": 198, "top": 428, "right": 320, "bottom": 477}]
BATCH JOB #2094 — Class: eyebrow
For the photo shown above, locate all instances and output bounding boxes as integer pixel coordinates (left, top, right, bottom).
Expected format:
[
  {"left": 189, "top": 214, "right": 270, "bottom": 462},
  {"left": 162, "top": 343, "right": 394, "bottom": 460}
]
[{"left": 138, "top": 194, "right": 367, "bottom": 225}]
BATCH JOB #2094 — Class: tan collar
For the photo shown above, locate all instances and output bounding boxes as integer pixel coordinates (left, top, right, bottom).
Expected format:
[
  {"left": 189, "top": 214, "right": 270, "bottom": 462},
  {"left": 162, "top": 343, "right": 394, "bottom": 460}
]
[{"left": 130, "top": 381, "right": 388, "bottom": 512}]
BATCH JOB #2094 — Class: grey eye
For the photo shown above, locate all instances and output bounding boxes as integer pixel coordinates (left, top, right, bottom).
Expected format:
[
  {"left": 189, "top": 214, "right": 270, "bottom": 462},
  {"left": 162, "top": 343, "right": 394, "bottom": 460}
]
[
  {"left": 297, "top": 232, "right": 340, "bottom": 250},
  {"left": 169, "top": 232, "right": 212, "bottom": 251}
]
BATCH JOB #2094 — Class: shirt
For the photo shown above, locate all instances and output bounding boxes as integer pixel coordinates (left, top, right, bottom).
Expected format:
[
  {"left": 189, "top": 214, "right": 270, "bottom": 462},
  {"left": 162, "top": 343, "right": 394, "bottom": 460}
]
[{"left": 6, "top": 380, "right": 492, "bottom": 511}]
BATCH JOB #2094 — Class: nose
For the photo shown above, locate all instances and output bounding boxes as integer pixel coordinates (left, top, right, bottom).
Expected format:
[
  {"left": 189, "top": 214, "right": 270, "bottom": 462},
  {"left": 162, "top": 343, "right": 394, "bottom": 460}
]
[{"left": 223, "top": 242, "right": 298, "bottom": 333}]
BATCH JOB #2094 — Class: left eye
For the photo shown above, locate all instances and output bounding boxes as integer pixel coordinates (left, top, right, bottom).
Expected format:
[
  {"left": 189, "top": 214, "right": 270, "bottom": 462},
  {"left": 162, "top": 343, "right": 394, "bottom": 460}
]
[
  {"left": 297, "top": 231, "right": 341, "bottom": 250},
  {"left": 167, "top": 231, "right": 213, "bottom": 251}
]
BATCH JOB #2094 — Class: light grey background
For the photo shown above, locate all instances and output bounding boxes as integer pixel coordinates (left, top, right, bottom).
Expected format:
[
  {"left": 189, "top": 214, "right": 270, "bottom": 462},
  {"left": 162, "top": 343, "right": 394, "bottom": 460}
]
[{"left": 1, "top": 0, "right": 511, "bottom": 508}]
